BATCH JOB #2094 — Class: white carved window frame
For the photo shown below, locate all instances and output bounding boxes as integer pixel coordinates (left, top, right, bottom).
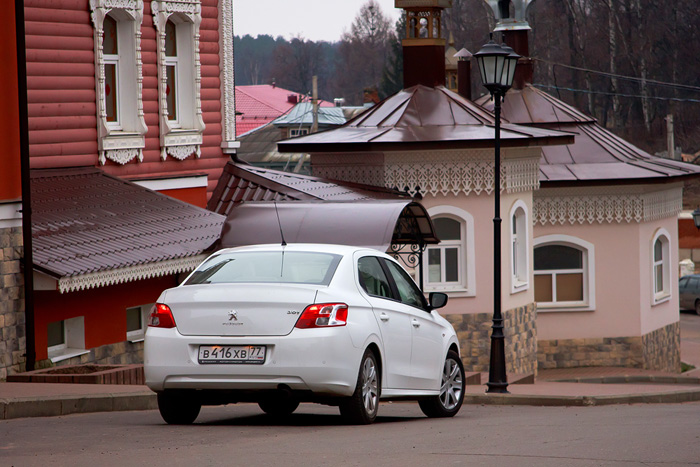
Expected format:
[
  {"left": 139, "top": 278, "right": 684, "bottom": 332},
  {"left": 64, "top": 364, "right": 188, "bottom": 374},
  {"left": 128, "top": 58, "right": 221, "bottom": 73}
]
[
  {"left": 90, "top": 0, "right": 148, "bottom": 166},
  {"left": 510, "top": 200, "right": 529, "bottom": 294},
  {"left": 651, "top": 228, "right": 671, "bottom": 305},
  {"left": 152, "top": 0, "right": 205, "bottom": 162},
  {"left": 423, "top": 206, "right": 476, "bottom": 297},
  {"left": 534, "top": 235, "right": 596, "bottom": 312}
]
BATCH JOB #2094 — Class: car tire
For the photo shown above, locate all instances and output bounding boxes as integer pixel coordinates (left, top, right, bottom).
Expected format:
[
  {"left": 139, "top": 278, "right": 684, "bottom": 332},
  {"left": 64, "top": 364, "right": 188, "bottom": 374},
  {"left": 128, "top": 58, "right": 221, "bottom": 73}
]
[
  {"left": 258, "top": 398, "right": 300, "bottom": 417},
  {"left": 157, "top": 391, "right": 201, "bottom": 425},
  {"left": 339, "top": 349, "right": 380, "bottom": 425},
  {"left": 695, "top": 300, "right": 700, "bottom": 316},
  {"left": 419, "top": 350, "right": 465, "bottom": 418}
]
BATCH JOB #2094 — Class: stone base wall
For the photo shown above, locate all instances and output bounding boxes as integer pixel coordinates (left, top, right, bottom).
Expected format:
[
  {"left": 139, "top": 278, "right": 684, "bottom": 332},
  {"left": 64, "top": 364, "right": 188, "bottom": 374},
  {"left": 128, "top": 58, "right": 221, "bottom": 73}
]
[
  {"left": 538, "top": 321, "right": 681, "bottom": 372},
  {"left": 34, "top": 340, "right": 145, "bottom": 370},
  {"left": 642, "top": 321, "right": 680, "bottom": 372},
  {"left": 445, "top": 303, "right": 537, "bottom": 375},
  {"left": 0, "top": 227, "right": 25, "bottom": 380}
]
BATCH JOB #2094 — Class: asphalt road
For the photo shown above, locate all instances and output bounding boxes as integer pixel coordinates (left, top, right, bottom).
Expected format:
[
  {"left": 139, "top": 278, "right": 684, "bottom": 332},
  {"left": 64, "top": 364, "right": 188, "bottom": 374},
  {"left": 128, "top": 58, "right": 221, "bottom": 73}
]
[{"left": 1, "top": 401, "right": 699, "bottom": 466}]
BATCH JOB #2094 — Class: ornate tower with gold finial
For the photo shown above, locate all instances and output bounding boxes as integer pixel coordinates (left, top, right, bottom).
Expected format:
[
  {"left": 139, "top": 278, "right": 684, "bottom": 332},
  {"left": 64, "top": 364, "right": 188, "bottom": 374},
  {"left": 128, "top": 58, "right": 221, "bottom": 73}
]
[{"left": 396, "top": 0, "right": 452, "bottom": 88}]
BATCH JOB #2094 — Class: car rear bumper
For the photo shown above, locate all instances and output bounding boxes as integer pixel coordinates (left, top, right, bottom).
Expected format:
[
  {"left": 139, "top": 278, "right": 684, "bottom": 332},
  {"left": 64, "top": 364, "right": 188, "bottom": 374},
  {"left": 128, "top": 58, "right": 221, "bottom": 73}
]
[{"left": 144, "top": 327, "right": 361, "bottom": 397}]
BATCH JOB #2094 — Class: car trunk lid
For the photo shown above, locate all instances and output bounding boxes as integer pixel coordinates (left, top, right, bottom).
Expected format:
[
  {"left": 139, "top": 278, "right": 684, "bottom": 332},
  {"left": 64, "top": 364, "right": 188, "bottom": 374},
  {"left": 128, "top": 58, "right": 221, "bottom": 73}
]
[{"left": 163, "top": 284, "right": 318, "bottom": 336}]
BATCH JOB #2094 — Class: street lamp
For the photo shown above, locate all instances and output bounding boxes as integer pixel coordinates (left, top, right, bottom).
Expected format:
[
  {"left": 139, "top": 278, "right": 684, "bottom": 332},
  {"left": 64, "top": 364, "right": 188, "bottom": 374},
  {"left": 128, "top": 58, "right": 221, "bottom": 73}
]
[
  {"left": 692, "top": 208, "right": 700, "bottom": 230},
  {"left": 474, "top": 38, "right": 520, "bottom": 394}
]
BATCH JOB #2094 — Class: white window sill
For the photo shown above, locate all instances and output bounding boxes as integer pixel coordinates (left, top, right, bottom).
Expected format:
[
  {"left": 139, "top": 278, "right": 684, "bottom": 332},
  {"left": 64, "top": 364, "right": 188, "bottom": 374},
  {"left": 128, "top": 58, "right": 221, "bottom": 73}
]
[
  {"left": 536, "top": 303, "right": 595, "bottom": 313},
  {"left": 511, "top": 280, "right": 529, "bottom": 294},
  {"left": 127, "top": 336, "right": 145, "bottom": 343},
  {"left": 424, "top": 287, "right": 475, "bottom": 298},
  {"left": 49, "top": 348, "right": 90, "bottom": 364},
  {"left": 652, "top": 294, "right": 671, "bottom": 306}
]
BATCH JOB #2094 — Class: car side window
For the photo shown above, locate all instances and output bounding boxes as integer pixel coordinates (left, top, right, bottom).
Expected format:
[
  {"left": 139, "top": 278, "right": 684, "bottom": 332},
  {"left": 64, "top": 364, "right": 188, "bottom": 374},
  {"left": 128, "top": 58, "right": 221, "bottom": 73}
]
[
  {"left": 383, "top": 260, "right": 427, "bottom": 310},
  {"left": 358, "top": 256, "right": 393, "bottom": 300},
  {"left": 690, "top": 277, "right": 700, "bottom": 290},
  {"left": 680, "top": 277, "right": 688, "bottom": 288}
]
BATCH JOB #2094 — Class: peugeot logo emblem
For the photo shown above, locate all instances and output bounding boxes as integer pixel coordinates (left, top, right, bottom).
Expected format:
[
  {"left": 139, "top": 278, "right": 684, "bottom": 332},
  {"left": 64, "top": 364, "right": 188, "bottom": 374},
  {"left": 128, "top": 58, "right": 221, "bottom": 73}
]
[{"left": 228, "top": 310, "right": 238, "bottom": 321}]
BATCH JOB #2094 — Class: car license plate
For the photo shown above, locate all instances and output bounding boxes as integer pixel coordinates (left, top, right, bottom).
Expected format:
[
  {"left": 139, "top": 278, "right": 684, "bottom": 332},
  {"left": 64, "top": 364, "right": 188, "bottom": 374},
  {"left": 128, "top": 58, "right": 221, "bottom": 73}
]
[{"left": 198, "top": 345, "right": 266, "bottom": 364}]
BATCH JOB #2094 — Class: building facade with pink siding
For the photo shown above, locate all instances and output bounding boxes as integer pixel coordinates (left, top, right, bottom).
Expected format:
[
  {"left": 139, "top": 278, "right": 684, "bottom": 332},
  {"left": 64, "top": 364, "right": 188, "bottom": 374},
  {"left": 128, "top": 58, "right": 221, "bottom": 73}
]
[{"left": 25, "top": 0, "right": 238, "bottom": 206}]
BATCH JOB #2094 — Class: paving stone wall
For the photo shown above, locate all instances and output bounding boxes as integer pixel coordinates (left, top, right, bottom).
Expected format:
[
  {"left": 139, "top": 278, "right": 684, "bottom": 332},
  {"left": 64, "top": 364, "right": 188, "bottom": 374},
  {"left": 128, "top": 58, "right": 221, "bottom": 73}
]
[
  {"left": 445, "top": 303, "right": 538, "bottom": 375},
  {"left": 538, "top": 321, "right": 681, "bottom": 372},
  {"left": 0, "top": 226, "right": 25, "bottom": 381}
]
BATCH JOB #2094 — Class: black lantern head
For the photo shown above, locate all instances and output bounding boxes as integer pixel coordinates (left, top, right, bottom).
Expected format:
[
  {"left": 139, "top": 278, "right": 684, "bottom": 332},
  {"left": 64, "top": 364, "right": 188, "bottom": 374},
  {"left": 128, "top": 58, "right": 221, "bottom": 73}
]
[
  {"left": 692, "top": 208, "right": 700, "bottom": 230},
  {"left": 474, "top": 39, "right": 509, "bottom": 95}
]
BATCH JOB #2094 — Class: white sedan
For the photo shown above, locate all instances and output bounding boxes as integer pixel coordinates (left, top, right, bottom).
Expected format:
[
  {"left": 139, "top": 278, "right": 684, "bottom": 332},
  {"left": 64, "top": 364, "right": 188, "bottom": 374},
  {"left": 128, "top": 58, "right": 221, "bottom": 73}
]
[{"left": 145, "top": 244, "right": 464, "bottom": 424}]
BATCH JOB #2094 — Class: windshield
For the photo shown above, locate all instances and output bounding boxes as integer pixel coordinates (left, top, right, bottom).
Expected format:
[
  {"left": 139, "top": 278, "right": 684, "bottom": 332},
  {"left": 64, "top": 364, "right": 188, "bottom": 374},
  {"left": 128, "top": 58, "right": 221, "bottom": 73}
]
[{"left": 184, "top": 251, "right": 342, "bottom": 286}]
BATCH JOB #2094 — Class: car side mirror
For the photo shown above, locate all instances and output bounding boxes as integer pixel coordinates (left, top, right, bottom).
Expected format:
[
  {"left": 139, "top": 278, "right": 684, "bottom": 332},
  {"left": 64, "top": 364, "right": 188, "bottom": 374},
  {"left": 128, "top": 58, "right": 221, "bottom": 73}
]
[{"left": 428, "top": 292, "right": 448, "bottom": 310}]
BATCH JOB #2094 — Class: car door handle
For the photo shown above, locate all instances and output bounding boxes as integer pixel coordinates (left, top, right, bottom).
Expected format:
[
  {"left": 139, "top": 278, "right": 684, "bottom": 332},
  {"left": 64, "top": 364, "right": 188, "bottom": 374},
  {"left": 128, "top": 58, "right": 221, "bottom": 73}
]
[
  {"left": 380, "top": 313, "right": 389, "bottom": 322},
  {"left": 412, "top": 319, "right": 420, "bottom": 328}
]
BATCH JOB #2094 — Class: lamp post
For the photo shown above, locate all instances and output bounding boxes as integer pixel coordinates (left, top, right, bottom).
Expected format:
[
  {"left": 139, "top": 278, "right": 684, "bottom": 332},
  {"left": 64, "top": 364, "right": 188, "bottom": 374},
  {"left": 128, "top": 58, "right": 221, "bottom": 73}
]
[{"left": 474, "top": 38, "right": 520, "bottom": 394}]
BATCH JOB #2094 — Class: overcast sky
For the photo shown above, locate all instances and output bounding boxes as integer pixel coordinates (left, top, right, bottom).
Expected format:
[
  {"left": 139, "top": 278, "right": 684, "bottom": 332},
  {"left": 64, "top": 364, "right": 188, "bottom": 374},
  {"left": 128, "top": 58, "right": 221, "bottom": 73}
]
[{"left": 234, "top": 0, "right": 402, "bottom": 42}]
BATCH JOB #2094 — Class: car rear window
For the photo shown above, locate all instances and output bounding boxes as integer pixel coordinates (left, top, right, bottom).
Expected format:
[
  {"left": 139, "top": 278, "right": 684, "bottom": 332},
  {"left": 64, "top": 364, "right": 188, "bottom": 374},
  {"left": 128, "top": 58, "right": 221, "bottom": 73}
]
[{"left": 184, "top": 251, "right": 342, "bottom": 286}]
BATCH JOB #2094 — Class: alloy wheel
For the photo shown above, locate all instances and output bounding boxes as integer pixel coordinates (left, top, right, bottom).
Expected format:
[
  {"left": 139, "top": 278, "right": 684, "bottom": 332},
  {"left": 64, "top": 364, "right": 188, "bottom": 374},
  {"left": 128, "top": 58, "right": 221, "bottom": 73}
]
[
  {"left": 361, "top": 357, "right": 378, "bottom": 415},
  {"left": 439, "top": 358, "right": 463, "bottom": 410}
]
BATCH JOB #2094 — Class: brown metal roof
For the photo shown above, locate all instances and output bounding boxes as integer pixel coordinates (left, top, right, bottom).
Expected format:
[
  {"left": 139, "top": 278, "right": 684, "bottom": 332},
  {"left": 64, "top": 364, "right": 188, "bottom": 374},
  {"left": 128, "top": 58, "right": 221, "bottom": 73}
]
[
  {"left": 219, "top": 200, "right": 438, "bottom": 252},
  {"left": 478, "top": 85, "right": 700, "bottom": 183},
  {"left": 208, "top": 162, "right": 410, "bottom": 216},
  {"left": 277, "top": 85, "right": 574, "bottom": 153},
  {"left": 31, "top": 167, "right": 225, "bottom": 280}
]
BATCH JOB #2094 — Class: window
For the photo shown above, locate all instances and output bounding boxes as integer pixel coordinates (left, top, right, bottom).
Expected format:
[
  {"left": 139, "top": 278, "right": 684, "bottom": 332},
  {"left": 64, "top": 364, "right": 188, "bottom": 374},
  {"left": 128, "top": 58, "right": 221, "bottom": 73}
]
[
  {"left": 290, "top": 128, "right": 310, "bottom": 137},
  {"left": 385, "top": 260, "right": 428, "bottom": 310},
  {"left": 534, "top": 235, "right": 595, "bottom": 311},
  {"left": 184, "top": 251, "right": 342, "bottom": 286},
  {"left": 358, "top": 257, "right": 393, "bottom": 299},
  {"left": 652, "top": 229, "right": 671, "bottom": 304},
  {"left": 510, "top": 201, "right": 529, "bottom": 293},
  {"left": 423, "top": 206, "right": 476, "bottom": 296},
  {"left": 152, "top": 1, "right": 205, "bottom": 161},
  {"left": 47, "top": 317, "right": 87, "bottom": 363},
  {"left": 127, "top": 304, "right": 153, "bottom": 341},
  {"left": 90, "top": 2, "right": 148, "bottom": 165}
]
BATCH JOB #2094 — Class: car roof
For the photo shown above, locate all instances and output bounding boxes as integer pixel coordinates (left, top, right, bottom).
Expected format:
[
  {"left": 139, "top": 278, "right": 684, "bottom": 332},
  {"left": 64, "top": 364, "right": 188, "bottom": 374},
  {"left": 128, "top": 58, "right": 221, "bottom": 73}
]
[{"left": 216, "top": 243, "right": 386, "bottom": 257}]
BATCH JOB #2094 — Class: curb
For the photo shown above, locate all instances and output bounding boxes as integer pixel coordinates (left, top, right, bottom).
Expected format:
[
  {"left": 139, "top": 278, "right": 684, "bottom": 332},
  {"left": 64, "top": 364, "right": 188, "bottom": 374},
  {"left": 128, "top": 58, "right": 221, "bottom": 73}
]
[
  {"left": 0, "top": 392, "right": 157, "bottom": 421},
  {"left": 465, "top": 388, "right": 700, "bottom": 407}
]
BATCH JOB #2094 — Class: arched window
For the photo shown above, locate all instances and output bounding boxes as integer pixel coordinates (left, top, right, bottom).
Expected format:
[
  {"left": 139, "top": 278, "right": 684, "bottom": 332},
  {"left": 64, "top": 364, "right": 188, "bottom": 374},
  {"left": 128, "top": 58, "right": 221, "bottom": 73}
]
[
  {"left": 510, "top": 201, "right": 529, "bottom": 293},
  {"left": 652, "top": 229, "right": 671, "bottom": 304},
  {"left": 534, "top": 235, "right": 595, "bottom": 311},
  {"left": 424, "top": 206, "right": 476, "bottom": 296}
]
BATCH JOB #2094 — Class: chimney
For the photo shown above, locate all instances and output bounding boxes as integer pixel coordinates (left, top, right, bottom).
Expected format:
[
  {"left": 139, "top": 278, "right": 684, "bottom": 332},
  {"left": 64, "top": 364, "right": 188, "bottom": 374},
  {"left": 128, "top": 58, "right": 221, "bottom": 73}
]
[
  {"left": 486, "top": 0, "right": 535, "bottom": 89},
  {"left": 454, "top": 48, "right": 472, "bottom": 100},
  {"left": 287, "top": 94, "right": 298, "bottom": 104},
  {"left": 396, "top": 0, "right": 452, "bottom": 88}
]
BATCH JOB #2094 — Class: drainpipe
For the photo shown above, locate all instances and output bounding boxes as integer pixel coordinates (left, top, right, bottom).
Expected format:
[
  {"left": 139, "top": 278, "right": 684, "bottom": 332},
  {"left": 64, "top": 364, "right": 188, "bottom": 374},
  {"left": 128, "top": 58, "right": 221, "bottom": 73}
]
[{"left": 15, "top": 0, "right": 36, "bottom": 371}]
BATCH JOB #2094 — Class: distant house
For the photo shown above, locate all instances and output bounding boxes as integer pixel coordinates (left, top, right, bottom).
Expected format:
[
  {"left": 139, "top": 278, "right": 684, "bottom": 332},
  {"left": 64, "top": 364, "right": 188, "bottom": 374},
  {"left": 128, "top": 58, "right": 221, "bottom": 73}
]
[
  {"left": 236, "top": 102, "right": 355, "bottom": 173},
  {"left": 1, "top": 0, "right": 238, "bottom": 376},
  {"left": 235, "top": 84, "right": 333, "bottom": 137}
]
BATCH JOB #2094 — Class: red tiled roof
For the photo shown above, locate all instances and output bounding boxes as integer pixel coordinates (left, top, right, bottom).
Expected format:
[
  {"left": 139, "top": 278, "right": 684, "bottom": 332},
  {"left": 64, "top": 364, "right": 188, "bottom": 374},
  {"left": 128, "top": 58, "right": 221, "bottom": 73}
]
[
  {"left": 207, "top": 162, "right": 409, "bottom": 216},
  {"left": 31, "top": 167, "right": 224, "bottom": 291},
  {"left": 235, "top": 85, "right": 333, "bottom": 136}
]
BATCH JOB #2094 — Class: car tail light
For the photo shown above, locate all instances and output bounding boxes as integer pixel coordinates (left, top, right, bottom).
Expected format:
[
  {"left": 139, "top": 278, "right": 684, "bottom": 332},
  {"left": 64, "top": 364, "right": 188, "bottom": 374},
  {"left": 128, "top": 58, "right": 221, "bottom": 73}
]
[
  {"left": 295, "top": 303, "right": 348, "bottom": 329},
  {"left": 148, "top": 303, "right": 176, "bottom": 328}
]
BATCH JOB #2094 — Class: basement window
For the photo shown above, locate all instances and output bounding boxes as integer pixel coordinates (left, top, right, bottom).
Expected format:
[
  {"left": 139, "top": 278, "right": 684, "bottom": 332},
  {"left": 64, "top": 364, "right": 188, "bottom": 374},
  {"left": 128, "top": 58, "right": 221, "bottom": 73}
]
[{"left": 47, "top": 316, "right": 89, "bottom": 363}]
